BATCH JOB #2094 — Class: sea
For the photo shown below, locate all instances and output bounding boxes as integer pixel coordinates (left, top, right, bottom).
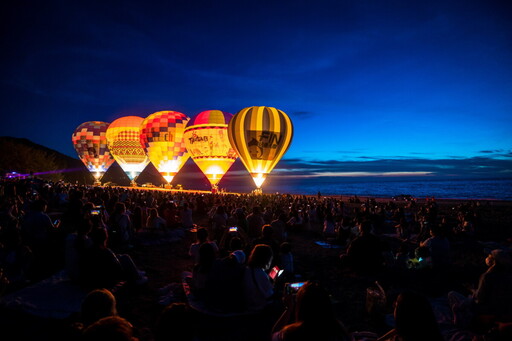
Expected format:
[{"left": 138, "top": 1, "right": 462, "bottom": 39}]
[{"left": 229, "top": 177, "right": 512, "bottom": 200}]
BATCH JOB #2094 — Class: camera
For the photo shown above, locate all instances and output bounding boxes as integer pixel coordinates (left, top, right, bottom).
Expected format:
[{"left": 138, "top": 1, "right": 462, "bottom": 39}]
[{"left": 285, "top": 282, "right": 305, "bottom": 294}]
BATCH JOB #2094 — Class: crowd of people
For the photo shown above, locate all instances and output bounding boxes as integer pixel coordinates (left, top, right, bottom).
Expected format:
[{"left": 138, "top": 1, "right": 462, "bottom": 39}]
[{"left": 0, "top": 177, "right": 511, "bottom": 340}]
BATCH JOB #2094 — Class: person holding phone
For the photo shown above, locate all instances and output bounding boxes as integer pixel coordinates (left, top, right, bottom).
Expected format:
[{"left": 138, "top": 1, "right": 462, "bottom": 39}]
[
  {"left": 243, "top": 244, "right": 274, "bottom": 312},
  {"left": 272, "top": 281, "right": 351, "bottom": 341}
]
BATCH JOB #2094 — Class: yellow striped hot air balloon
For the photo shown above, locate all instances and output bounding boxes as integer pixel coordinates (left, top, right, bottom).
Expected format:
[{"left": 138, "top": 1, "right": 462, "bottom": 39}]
[
  {"left": 228, "top": 106, "right": 293, "bottom": 189},
  {"left": 140, "top": 111, "right": 190, "bottom": 184},
  {"left": 105, "top": 116, "right": 150, "bottom": 181},
  {"left": 72, "top": 121, "right": 115, "bottom": 181},
  {"left": 184, "top": 110, "right": 238, "bottom": 190}
]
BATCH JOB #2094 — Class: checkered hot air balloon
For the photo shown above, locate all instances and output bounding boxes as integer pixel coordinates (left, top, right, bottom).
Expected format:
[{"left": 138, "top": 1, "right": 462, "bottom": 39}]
[
  {"left": 105, "top": 116, "right": 150, "bottom": 181},
  {"left": 184, "top": 110, "right": 238, "bottom": 189},
  {"left": 72, "top": 121, "right": 115, "bottom": 180},
  {"left": 140, "top": 111, "right": 190, "bottom": 184},
  {"left": 228, "top": 106, "right": 293, "bottom": 189}
]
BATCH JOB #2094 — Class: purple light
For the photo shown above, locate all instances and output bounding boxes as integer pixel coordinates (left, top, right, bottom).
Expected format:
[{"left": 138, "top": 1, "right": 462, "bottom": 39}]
[{"left": 5, "top": 167, "right": 85, "bottom": 178}]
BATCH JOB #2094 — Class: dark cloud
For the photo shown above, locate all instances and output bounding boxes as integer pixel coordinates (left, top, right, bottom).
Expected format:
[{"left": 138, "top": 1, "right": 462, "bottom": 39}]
[{"left": 276, "top": 156, "right": 512, "bottom": 178}]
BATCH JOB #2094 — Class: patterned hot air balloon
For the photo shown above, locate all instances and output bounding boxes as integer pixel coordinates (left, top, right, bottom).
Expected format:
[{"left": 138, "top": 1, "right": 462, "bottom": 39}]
[
  {"left": 140, "top": 111, "right": 190, "bottom": 184},
  {"left": 184, "top": 110, "right": 238, "bottom": 190},
  {"left": 228, "top": 106, "right": 293, "bottom": 189},
  {"left": 105, "top": 116, "right": 150, "bottom": 181},
  {"left": 72, "top": 121, "right": 115, "bottom": 181}
]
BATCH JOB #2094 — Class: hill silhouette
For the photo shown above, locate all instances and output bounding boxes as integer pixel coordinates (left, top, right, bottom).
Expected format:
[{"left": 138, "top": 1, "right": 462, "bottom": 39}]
[
  {"left": 0, "top": 136, "right": 91, "bottom": 183},
  {"left": 0, "top": 136, "right": 256, "bottom": 190}
]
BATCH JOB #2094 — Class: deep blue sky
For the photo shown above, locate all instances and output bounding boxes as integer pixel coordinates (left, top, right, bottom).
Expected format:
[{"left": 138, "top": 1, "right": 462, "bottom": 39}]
[{"left": 1, "top": 0, "right": 511, "bottom": 180}]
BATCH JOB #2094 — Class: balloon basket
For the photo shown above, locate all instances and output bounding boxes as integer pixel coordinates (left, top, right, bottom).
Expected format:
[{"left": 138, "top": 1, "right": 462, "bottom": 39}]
[
  {"left": 93, "top": 180, "right": 101, "bottom": 187},
  {"left": 252, "top": 188, "right": 263, "bottom": 195}
]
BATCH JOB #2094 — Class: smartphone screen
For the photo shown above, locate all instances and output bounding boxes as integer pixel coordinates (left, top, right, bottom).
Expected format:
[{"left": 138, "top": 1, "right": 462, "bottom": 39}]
[
  {"left": 229, "top": 226, "right": 238, "bottom": 232},
  {"left": 91, "top": 209, "right": 100, "bottom": 215},
  {"left": 269, "top": 266, "right": 281, "bottom": 280},
  {"left": 289, "top": 282, "right": 305, "bottom": 293}
]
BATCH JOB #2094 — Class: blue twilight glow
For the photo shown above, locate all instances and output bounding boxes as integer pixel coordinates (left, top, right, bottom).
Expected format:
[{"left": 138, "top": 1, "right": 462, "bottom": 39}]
[{"left": 0, "top": 1, "right": 511, "bottom": 180}]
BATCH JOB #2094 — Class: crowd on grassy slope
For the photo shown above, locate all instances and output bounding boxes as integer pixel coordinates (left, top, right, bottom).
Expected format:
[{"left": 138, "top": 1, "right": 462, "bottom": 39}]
[{"left": 0, "top": 178, "right": 511, "bottom": 340}]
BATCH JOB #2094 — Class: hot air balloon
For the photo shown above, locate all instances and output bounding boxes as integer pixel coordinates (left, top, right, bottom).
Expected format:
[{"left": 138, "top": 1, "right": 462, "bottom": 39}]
[
  {"left": 140, "top": 111, "right": 190, "bottom": 184},
  {"left": 184, "top": 110, "right": 238, "bottom": 190},
  {"left": 228, "top": 106, "right": 293, "bottom": 189},
  {"left": 72, "top": 121, "right": 115, "bottom": 181},
  {"left": 105, "top": 116, "right": 150, "bottom": 183}
]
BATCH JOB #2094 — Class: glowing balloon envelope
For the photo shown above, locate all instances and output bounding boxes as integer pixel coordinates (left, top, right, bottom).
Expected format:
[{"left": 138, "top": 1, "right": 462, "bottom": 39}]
[
  {"left": 184, "top": 110, "right": 238, "bottom": 189},
  {"left": 228, "top": 106, "right": 293, "bottom": 189},
  {"left": 105, "top": 116, "right": 150, "bottom": 181},
  {"left": 72, "top": 121, "right": 115, "bottom": 180},
  {"left": 140, "top": 111, "right": 190, "bottom": 183}
]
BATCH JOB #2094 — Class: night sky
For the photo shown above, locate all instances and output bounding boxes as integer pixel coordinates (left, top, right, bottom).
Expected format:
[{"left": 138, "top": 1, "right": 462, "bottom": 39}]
[{"left": 1, "top": 0, "right": 511, "bottom": 180}]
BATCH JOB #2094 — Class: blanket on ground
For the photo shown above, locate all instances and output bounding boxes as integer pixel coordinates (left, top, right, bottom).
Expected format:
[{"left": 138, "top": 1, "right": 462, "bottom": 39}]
[{"left": 0, "top": 270, "right": 88, "bottom": 319}]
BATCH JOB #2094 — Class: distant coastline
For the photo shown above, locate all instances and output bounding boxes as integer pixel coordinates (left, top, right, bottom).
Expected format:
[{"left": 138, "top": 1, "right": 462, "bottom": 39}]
[{"left": 245, "top": 177, "right": 512, "bottom": 201}]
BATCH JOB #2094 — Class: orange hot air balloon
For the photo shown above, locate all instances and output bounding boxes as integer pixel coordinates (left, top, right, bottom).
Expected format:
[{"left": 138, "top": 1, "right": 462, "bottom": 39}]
[
  {"left": 105, "top": 116, "right": 150, "bottom": 181},
  {"left": 228, "top": 106, "right": 293, "bottom": 189},
  {"left": 72, "top": 121, "right": 115, "bottom": 180},
  {"left": 140, "top": 111, "right": 190, "bottom": 183},
  {"left": 184, "top": 110, "right": 237, "bottom": 189}
]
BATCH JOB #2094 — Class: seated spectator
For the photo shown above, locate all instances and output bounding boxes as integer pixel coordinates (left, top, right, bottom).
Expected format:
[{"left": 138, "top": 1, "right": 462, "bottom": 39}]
[
  {"left": 323, "top": 212, "right": 336, "bottom": 238},
  {"left": 154, "top": 303, "right": 195, "bottom": 341},
  {"left": 448, "top": 249, "right": 512, "bottom": 330},
  {"left": 107, "top": 202, "right": 132, "bottom": 251},
  {"left": 205, "top": 251, "right": 246, "bottom": 313},
  {"left": 243, "top": 244, "right": 274, "bottom": 312},
  {"left": 218, "top": 225, "right": 250, "bottom": 257},
  {"left": 286, "top": 210, "right": 303, "bottom": 233},
  {"left": 20, "top": 199, "right": 59, "bottom": 278},
  {"left": 188, "top": 227, "right": 219, "bottom": 264},
  {"left": 21, "top": 200, "right": 58, "bottom": 250},
  {"left": 247, "top": 206, "right": 265, "bottom": 240},
  {"left": 394, "top": 243, "right": 410, "bottom": 270},
  {"left": 211, "top": 205, "right": 228, "bottom": 241},
  {"left": 146, "top": 208, "right": 166, "bottom": 231},
  {"left": 64, "top": 218, "right": 92, "bottom": 282},
  {"left": 271, "top": 213, "right": 288, "bottom": 243},
  {"left": 278, "top": 242, "right": 294, "bottom": 277},
  {"left": 419, "top": 224, "right": 450, "bottom": 271},
  {"left": 190, "top": 242, "right": 216, "bottom": 299},
  {"left": 225, "top": 236, "right": 247, "bottom": 261},
  {"left": 253, "top": 225, "right": 280, "bottom": 264},
  {"left": 81, "top": 316, "right": 138, "bottom": 341},
  {"left": 336, "top": 217, "right": 353, "bottom": 247},
  {"left": 341, "top": 221, "right": 383, "bottom": 275},
  {"left": 0, "top": 227, "right": 32, "bottom": 288},
  {"left": 379, "top": 291, "right": 443, "bottom": 341},
  {"left": 80, "top": 288, "right": 118, "bottom": 328},
  {"left": 131, "top": 206, "right": 144, "bottom": 232},
  {"left": 180, "top": 203, "right": 194, "bottom": 230},
  {"left": 80, "top": 227, "right": 147, "bottom": 289},
  {"left": 395, "top": 217, "right": 410, "bottom": 240},
  {"left": 272, "top": 281, "right": 351, "bottom": 341}
]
